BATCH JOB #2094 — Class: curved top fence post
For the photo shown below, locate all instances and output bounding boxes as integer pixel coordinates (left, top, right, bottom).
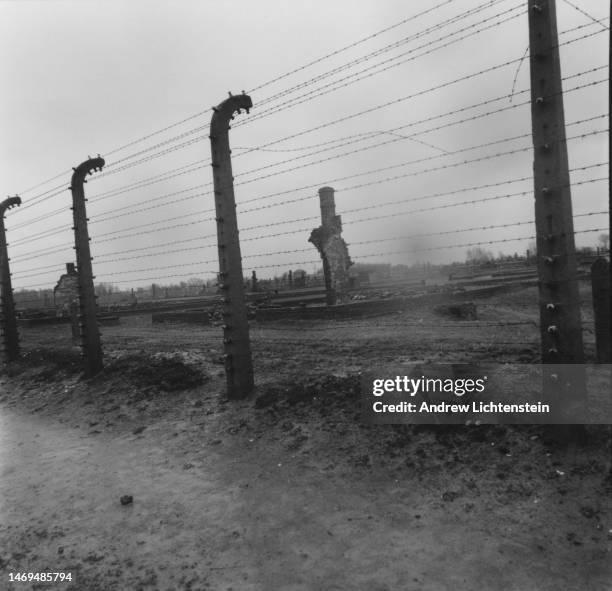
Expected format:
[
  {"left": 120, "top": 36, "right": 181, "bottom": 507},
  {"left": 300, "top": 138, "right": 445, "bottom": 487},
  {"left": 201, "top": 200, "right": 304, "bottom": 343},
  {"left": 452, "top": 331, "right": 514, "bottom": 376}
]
[
  {"left": 209, "top": 92, "right": 254, "bottom": 399},
  {"left": 70, "top": 156, "right": 105, "bottom": 377},
  {"left": 0, "top": 195, "right": 22, "bottom": 361}
]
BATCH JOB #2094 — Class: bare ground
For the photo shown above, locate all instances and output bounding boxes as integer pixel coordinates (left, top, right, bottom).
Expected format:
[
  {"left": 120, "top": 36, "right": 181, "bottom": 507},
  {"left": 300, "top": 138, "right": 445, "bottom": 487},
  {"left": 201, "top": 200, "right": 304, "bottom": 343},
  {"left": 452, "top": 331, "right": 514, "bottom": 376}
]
[{"left": 1, "top": 286, "right": 611, "bottom": 590}]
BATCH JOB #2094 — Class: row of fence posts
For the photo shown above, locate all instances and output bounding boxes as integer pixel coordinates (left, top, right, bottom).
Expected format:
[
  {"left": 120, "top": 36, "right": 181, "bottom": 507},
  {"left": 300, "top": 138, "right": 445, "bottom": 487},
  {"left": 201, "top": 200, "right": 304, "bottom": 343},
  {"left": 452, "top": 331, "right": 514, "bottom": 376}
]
[
  {"left": 1, "top": 2, "right": 611, "bottom": 401},
  {"left": 1, "top": 174, "right": 610, "bottom": 390},
  {"left": 0, "top": 93, "right": 260, "bottom": 393}
]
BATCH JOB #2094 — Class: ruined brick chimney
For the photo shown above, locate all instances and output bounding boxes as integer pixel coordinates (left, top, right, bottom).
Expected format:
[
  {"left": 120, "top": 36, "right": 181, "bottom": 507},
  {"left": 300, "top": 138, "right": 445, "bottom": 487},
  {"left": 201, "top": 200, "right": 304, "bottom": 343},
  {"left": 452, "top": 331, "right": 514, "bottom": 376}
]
[
  {"left": 319, "top": 185, "right": 336, "bottom": 222},
  {"left": 309, "top": 186, "right": 352, "bottom": 304},
  {"left": 53, "top": 262, "right": 78, "bottom": 312}
]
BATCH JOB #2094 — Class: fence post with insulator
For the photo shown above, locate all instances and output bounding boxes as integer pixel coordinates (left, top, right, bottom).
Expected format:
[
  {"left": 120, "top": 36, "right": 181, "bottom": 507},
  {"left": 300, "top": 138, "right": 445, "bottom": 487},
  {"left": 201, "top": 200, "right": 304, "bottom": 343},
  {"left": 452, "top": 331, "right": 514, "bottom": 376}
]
[
  {"left": 591, "top": 258, "right": 611, "bottom": 363},
  {"left": 70, "top": 156, "right": 105, "bottom": 377},
  {"left": 209, "top": 92, "right": 254, "bottom": 399},
  {"left": 0, "top": 195, "right": 22, "bottom": 362},
  {"left": 527, "top": 0, "right": 586, "bottom": 412}
]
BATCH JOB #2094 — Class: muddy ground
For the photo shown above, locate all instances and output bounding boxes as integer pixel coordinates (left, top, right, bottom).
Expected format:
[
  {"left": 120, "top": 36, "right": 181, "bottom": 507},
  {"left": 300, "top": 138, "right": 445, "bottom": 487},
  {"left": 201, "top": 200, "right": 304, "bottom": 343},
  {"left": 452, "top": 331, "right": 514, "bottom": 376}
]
[{"left": 1, "top": 286, "right": 611, "bottom": 590}]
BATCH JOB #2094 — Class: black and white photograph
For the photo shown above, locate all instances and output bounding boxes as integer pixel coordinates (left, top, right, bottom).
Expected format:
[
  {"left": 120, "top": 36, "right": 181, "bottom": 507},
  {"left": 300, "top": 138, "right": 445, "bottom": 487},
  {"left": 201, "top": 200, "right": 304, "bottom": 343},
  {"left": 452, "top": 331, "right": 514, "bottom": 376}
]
[{"left": 0, "top": 0, "right": 610, "bottom": 589}]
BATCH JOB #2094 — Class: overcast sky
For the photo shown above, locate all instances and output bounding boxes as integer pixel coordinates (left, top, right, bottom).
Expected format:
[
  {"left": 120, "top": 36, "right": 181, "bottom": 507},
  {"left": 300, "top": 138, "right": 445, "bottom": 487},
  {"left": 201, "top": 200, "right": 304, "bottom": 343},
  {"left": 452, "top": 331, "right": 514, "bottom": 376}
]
[{"left": 1, "top": 0, "right": 608, "bottom": 291}]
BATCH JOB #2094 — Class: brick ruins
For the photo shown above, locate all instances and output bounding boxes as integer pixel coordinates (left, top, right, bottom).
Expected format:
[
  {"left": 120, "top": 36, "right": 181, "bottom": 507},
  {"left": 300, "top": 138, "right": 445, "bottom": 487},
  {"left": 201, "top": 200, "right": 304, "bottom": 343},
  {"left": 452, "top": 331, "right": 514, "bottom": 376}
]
[{"left": 309, "top": 186, "right": 352, "bottom": 305}]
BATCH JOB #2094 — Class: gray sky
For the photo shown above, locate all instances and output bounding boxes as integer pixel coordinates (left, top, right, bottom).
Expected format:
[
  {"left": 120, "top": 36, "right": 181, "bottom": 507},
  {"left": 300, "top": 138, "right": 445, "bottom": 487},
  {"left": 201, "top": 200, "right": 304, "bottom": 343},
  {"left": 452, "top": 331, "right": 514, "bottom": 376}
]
[{"left": 1, "top": 0, "right": 608, "bottom": 290}]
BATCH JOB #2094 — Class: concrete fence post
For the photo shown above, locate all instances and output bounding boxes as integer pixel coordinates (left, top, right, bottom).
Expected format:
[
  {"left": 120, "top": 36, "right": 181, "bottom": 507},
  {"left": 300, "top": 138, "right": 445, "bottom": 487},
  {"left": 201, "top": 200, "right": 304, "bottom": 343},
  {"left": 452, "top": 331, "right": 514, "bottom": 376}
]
[
  {"left": 70, "top": 156, "right": 105, "bottom": 377},
  {"left": 527, "top": 0, "right": 585, "bottom": 409},
  {"left": 0, "top": 196, "right": 22, "bottom": 361},
  {"left": 209, "top": 92, "right": 254, "bottom": 399},
  {"left": 591, "top": 258, "right": 611, "bottom": 362}
]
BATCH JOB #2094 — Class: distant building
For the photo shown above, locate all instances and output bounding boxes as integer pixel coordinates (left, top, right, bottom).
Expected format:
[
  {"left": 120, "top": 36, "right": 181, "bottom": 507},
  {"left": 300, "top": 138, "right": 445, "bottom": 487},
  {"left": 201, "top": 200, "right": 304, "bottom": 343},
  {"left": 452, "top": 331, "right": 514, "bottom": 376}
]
[{"left": 293, "top": 269, "right": 307, "bottom": 288}]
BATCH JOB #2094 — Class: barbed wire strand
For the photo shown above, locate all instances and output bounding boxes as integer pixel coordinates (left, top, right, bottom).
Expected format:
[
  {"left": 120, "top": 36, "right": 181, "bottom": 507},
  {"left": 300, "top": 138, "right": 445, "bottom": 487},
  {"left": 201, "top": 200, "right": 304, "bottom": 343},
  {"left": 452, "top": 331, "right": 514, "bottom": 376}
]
[{"left": 14, "top": 16, "right": 605, "bottom": 203}]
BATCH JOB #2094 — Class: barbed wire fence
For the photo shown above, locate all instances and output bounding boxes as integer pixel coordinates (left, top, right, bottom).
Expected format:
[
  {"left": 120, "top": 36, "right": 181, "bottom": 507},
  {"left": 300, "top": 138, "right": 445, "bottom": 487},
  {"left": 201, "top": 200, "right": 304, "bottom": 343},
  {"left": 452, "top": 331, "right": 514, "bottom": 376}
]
[{"left": 1, "top": 0, "right": 608, "bottom": 395}]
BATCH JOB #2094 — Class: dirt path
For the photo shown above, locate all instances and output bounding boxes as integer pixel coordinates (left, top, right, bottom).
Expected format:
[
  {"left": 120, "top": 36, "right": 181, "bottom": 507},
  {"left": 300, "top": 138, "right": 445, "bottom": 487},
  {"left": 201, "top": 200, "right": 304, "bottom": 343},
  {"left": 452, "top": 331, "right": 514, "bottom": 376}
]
[
  {"left": 1, "top": 405, "right": 246, "bottom": 590},
  {"left": 2, "top": 400, "right": 610, "bottom": 591}
]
